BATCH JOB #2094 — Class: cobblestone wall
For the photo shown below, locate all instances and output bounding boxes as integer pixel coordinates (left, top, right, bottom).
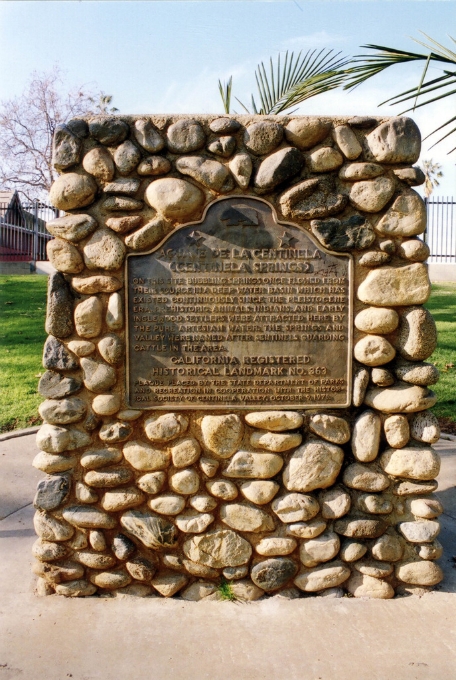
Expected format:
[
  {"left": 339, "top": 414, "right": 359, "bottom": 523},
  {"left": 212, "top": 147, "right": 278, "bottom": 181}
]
[{"left": 33, "top": 114, "right": 443, "bottom": 600}]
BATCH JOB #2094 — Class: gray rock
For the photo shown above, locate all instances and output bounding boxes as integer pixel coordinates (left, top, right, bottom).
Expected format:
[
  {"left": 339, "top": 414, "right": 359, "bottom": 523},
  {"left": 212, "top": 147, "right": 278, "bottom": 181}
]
[
  {"left": 398, "top": 520, "right": 440, "bottom": 543},
  {"left": 279, "top": 176, "right": 347, "bottom": 220},
  {"left": 365, "top": 117, "right": 421, "bottom": 164},
  {"left": 126, "top": 556, "right": 157, "bottom": 581},
  {"left": 251, "top": 558, "right": 298, "bottom": 591},
  {"left": 166, "top": 119, "right": 205, "bottom": 153},
  {"left": 114, "top": 140, "right": 141, "bottom": 175},
  {"left": 39, "top": 397, "right": 86, "bottom": 425},
  {"left": 34, "top": 474, "right": 71, "bottom": 511},
  {"left": 410, "top": 411, "right": 440, "bottom": 444},
  {"left": 46, "top": 214, "right": 97, "bottom": 242},
  {"left": 393, "top": 166, "right": 425, "bottom": 186},
  {"left": 339, "top": 539, "right": 368, "bottom": 562},
  {"left": 52, "top": 124, "right": 81, "bottom": 170},
  {"left": 254, "top": 147, "right": 304, "bottom": 193},
  {"left": 101, "top": 197, "right": 144, "bottom": 212},
  {"left": 176, "top": 156, "right": 233, "bottom": 192},
  {"left": 97, "top": 334, "right": 124, "bottom": 365},
  {"left": 112, "top": 534, "right": 136, "bottom": 560},
  {"left": 32, "top": 559, "right": 84, "bottom": 584},
  {"left": 244, "top": 122, "right": 283, "bottom": 155},
  {"left": 43, "top": 336, "right": 78, "bottom": 371},
  {"left": 45, "top": 273, "right": 74, "bottom": 339},
  {"left": 38, "top": 371, "right": 81, "bottom": 399},
  {"left": 333, "top": 125, "right": 362, "bottom": 159},
  {"left": 209, "top": 118, "right": 241, "bottom": 134},
  {"left": 137, "top": 156, "right": 171, "bottom": 176},
  {"left": 371, "top": 533, "right": 403, "bottom": 562},
  {"left": 133, "top": 119, "right": 165, "bottom": 153},
  {"left": 103, "top": 178, "right": 140, "bottom": 195},
  {"left": 89, "top": 117, "right": 129, "bottom": 145},
  {"left": 348, "top": 116, "right": 378, "bottom": 128},
  {"left": 207, "top": 136, "right": 236, "bottom": 158},
  {"left": 223, "top": 565, "right": 249, "bottom": 580},
  {"left": 49, "top": 173, "right": 97, "bottom": 211},
  {"left": 62, "top": 505, "right": 117, "bottom": 529},
  {"left": 99, "top": 421, "right": 133, "bottom": 443},
  {"left": 120, "top": 510, "right": 178, "bottom": 549},
  {"left": 32, "top": 538, "right": 68, "bottom": 562},
  {"left": 395, "top": 307, "right": 437, "bottom": 361},
  {"left": 80, "top": 357, "right": 116, "bottom": 392},
  {"left": 393, "top": 360, "right": 439, "bottom": 386},
  {"left": 36, "top": 423, "right": 91, "bottom": 453},
  {"left": 67, "top": 118, "right": 89, "bottom": 138},
  {"left": 311, "top": 214, "right": 374, "bottom": 251}
]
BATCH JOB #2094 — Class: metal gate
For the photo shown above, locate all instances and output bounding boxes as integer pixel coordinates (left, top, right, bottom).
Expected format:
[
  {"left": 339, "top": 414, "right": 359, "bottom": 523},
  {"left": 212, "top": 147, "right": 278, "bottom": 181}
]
[{"left": 425, "top": 197, "right": 456, "bottom": 264}]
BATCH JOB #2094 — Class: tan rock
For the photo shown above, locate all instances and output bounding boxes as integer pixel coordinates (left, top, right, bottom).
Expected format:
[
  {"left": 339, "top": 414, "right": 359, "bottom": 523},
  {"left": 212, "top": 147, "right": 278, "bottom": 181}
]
[
  {"left": 120, "top": 510, "right": 177, "bottom": 550},
  {"left": 384, "top": 415, "right": 410, "bottom": 448},
  {"left": 145, "top": 178, "right": 204, "bottom": 220},
  {"left": 50, "top": 172, "right": 97, "bottom": 211},
  {"left": 91, "top": 394, "right": 121, "bottom": 416},
  {"left": 123, "top": 440, "right": 171, "bottom": 471},
  {"left": 102, "top": 487, "right": 144, "bottom": 512},
  {"left": 220, "top": 502, "right": 274, "bottom": 532},
  {"left": 80, "top": 357, "right": 116, "bottom": 393},
  {"left": 106, "top": 215, "right": 142, "bottom": 234},
  {"left": 250, "top": 430, "right": 302, "bottom": 452},
  {"left": 319, "top": 486, "right": 351, "bottom": 519},
  {"left": 371, "top": 533, "right": 403, "bottom": 562},
  {"left": 175, "top": 510, "right": 214, "bottom": 534},
  {"left": 349, "top": 177, "right": 395, "bottom": 213},
  {"left": 199, "top": 457, "right": 220, "bottom": 478},
  {"left": 283, "top": 440, "right": 344, "bottom": 492},
  {"left": 398, "top": 238, "right": 430, "bottom": 262},
  {"left": 189, "top": 495, "right": 217, "bottom": 512},
  {"left": 284, "top": 118, "right": 330, "bottom": 150},
  {"left": 80, "top": 447, "right": 123, "bottom": 469},
  {"left": 255, "top": 537, "right": 297, "bottom": 556},
  {"left": 347, "top": 572, "right": 394, "bottom": 599},
  {"left": 84, "top": 467, "right": 133, "bottom": 488},
  {"left": 410, "top": 411, "right": 440, "bottom": 444},
  {"left": 300, "top": 531, "right": 340, "bottom": 568},
  {"left": 339, "top": 540, "right": 368, "bottom": 562},
  {"left": 353, "top": 365, "right": 369, "bottom": 407},
  {"left": 124, "top": 217, "right": 166, "bottom": 251},
  {"left": 206, "top": 479, "right": 238, "bottom": 500},
  {"left": 399, "top": 519, "right": 440, "bottom": 543},
  {"left": 230, "top": 579, "right": 264, "bottom": 601},
  {"left": 145, "top": 413, "right": 188, "bottom": 443},
  {"left": 396, "top": 560, "right": 443, "bottom": 586},
  {"left": 47, "top": 238, "right": 84, "bottom": 274},
  {"left": 354, "top": 334, "right": 396, "bottom": 366},
  {"left": 151, "top": 572, "right": 188, "bottom": 597},
  {"left": 334, "top": 517, "right": 387, "bottom": 539},
  {"left": 364, "top": 384, "right": 437, "bottom": 413},
  {"left": 106, "top": 292, "right": 123, "bottom": 330},
  {"left": 375, "top": 189, "right": 426, "bottom": 237},
  {"left": 371, "top": 368, "right": 394, "bottom": 387},
  {"left": 365, "top": 118, "right": 421, "bottom": 164},
  {"left": 200, "top": 414, "right": 243, "bottom": 458},
  {"left": 36, "top": 423, "right": 91, "bottom": 453},
  {"left": 176, "top": 156, "right": 232, "bottom": 192},
  {"left": 229, "top": 153, "right": 252, "bottom": 189},
  {"left": 286, "top": 518, "right": 327, "bottom": 539},
  {"left": 271, "top": 493, "right": 320, "bottom": 523},
  {"left": 38, "top": 397, "right": 86, "bottom": 425},
  {"left": 245, "top": 411, "right": 303, "bottom": 431},
  {"left": 62, "top": 505, "right": 117, "bottom": 529},
  {"left": 308, "top": 414, "right": 350, "bottom": 444},
  {"left": 82, "top": 147, "right": 115, "bottom": 181},
  {"left": 223, "top": 450, "right": 283, "bottom": 479},
  {"left": 410, "top": 498, "right": 443, "bottom": 519},
  {"left": 294, "top": 562, "right": 350, "bottom": 592},
  {"left": 55, "top": 580, "right": 96, "bottom": 597},
  {"left": 380, "top": 445, "right": 440, "bottom": 480},
  {"left": 136, "top": 472, "right": 166, "bottom": 495},
  {"left": 46, "top": 214, "right": 97, "bottom": 242},
  {"left": 169, "top": 468, "right": 199, "bottom": 495},
  {"left": 74, "top": 296, "right": 102, "bottom": 338},
  {"left": 333, "top": 125, "right": 362, "bottom": 159},
  {"left": 183, "top": 529, "right": 252, "bottom": 568},
  {"left": 133, "top": 119, "right": 164, "bottom": 152},
  {"left": 351, "top": 410, "right": 381, "bottom": 462},
  {"left": 32, "top": 539, "right": 68, "bottom": 563},
  {"left": 170, "top": 437, "right": 201, "bottom": 467},
  {"left": 34, "top": 511, "right": 74, "bottom": 542},
  {"left": 357, "top": 494, "right": 392, "bottom": 515},
  {"left": 243, "top": 122, "right": 283, "bottom": 155},
  {"left": 98, "top": 335, "right": 124, "bottom": 366},
  {"left": 396, "top": 307, "right": 437, "bottom": 361},
  {"left": 181, "top": 582, "right": 218, "bottom": 602},
  {"left": 32, "top": 450, "right": 76, "bottom": 474},
  {"left": 357, "top": 264, "right": 431, "bottom": 306},
  {"left": 308, "top": 147, "right": 343, "bottom": 172},
  {"left": 72, "top": 275, "right": 122, "bottom": 294},
  {"left": 83, "top": 229, "right": 126, "bottom": 271},
  {"left": 75, "top": 482, "right": 98, "bottom": 504},
  {"left": 67, "top": 340, "right": 95, "bottom": 356},
  {"left": 239, "top": 480, "right": 279, "bottom": 505},
  {"left": 343, "top": 463, "right": 389, "bottom": 492},
  {"left": 114, "top": 140, "right": 141, "bottom": 175},
  {"left": 339, "top": 162, "right": 384, "bottom": 181},
  {"left": 417, "top": 540, "right": 443, "bottom": 560},
  {"left": 137, "top": 156, "right": 171, "bottom": 176}
]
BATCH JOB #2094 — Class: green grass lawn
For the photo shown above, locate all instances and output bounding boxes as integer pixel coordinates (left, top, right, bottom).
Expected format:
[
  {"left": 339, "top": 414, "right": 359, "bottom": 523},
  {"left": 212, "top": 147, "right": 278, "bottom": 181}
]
[
  {"left": 0, "top": 275, "right": 48, "bottom": 432},
  {"left": 0, "top": 275, "right": 455, "bottom": 433}
]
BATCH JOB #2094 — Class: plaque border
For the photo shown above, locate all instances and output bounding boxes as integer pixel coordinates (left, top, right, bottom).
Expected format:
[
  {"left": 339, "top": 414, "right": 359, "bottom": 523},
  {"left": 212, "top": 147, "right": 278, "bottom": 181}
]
[{"left": 125, "top": 195, "right": 353, "bottom": 411}]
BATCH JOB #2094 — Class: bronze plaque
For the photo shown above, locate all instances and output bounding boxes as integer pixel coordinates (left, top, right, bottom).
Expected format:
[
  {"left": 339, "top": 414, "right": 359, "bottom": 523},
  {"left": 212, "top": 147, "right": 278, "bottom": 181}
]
[{"left": 126, "top": 197, "right": 353, "bottom": 409}]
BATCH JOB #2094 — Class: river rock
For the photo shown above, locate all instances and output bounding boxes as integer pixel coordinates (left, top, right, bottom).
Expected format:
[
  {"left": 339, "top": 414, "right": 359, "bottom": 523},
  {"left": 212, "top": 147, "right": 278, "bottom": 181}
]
[
  {"left": 300, "top": 531, "right": 340, "bottom": 567},
  {"left": 47, "top": 238, "right": 84, "bottom": 274},
  {"left": 333, "top": 125, "right": 362, "bottom": 159},
  {"left": 34, "top": 474, "right": 71, "bottom": 511},
  {"left": 124, "top": 216, "right": 167, "bottom": 251},
  {"left": 33, "top": 559, "right": 84, "bottom": 584},
  {"left": 417, "top": 541, "right": 443, "bottom": 560},
  {"left": 106, "top": 216, "right": 142, "bottom": 235},
  {"left": 145, "top": 413, "right": 188, "bottom": 443},
  {"left": 80, "top": 447, "right": 122, "bottom": 470},
  {"left": 311, "top": 214, "right": 374, "bottom": 251},
  {"left": 55, "top": 579, "right": 96, "bottom": 597},
  {"left": 137, "top": 155, "right": 171, "bottom": 176},
  {"left": 308, "top": 147, "right": 343, "bottom": 172},
  {"left": 52, "top": 124, "right": 81, "bottom": 170},
  {"left": 410, "top": 498, "right": 443, "bottom": 519},
  {"left": 67, "top": 339, "right": 93, "bottom": 357},
  {"left": 384, "top": 415, "right": 410, "bottom": 448},
  {"left": 39, "top": 397, "right": 86, "bottom": 425},
  {"left": 45, "top": 272, "right": 74, "bottom": 338},
  {"left": 169, "top": 468, "right": 199, "bottom": 495},
  {"left": 207, "top": 135, "right": 236, "bottom": 158},
  {"left": 223, "top": 566, "right": 248, "bottom": 580},
  {"left": 183, "top": 529, "right": 252, "bottom": 568},
  {"left": 255, "top": 537, "right": 297, "bottom": 556},
  {"left": 136, "top": 472, "right": 166, "bottom": 494},
  {"left": 245, "top": 411, "right": 303, "bottom": 431},
  {"left": 121, "top": 510, "right": 177, "bottom": 549},
  {"left": 393, "top": 166, "right": 425, "bottom": 186},
  {"left": 170, "top": 437, "right": 201, "bottom": 468},
  {"left": 347, "top": 572, "right": 394, "bottom": 599},
  {"left": 223, "top": 451, "right": 283, "bottom": 479},
  {"left": 123, "top": 440, "right": 171, "bottom": 471},
  {"left": 133, "top": 119, "right": 164, "bottom": 152},
  {"left": 145, "top": 178, "right": 204, "bottom": 220},
  {"left": 398, "top": 520, "right": 440, "bottom": 543},
  {"left": 254, "top": 147, "right": 304, "bottom": 193},
  {"left": 410, "top": 411, "right": 440, "bottom": 444},
  {"left": 294, "top": 562, "right": 350, "bottom": 592},
  {"left": 38, "top": 371, "right": 81, "bottom": 399},
  {"left": 251, "top": 558, "right": 298, "bottom": 591},
  {"left": 84, "top": 467, "right": 133, "bottom": 488},
  {"left": 353, "top": 365, "right": 369, "bottom": 407},
  {"left": 364, "top": 384, "right": 437, "bottom": 413},
  {"left": 33, "top": 538, "right": 68, "bottom": 562},
  {"left": 339, "top": 540, "right": 368, "bottom": 562},
  {"left": 243, "top": 122, "right": 283, "bottom": 155},
  {"left": 354, "top": 335, "right": 396, "bottom": 366},
  {"left": 308, "top": 414, "right": 350, "bottom": 444},
  {"left": 90, "top": 569, "right": 131, "bottom": 590},
  {"left": 126, "top": 556, "right": 157, "bottom": 581},
  {"left": 75, "top": 482, "right": 98, "bottom": 504},
  {"left": 349, "top": 177, "right": 395, "bottom": 212},
  {"left": 181, "top": 582, "right": 218, "bottom": 602},
  {"left": 209, "top": 118, "right": 241, "bottom": 134},
  {"left": 286, "top": 518, "right": 327, "bottom": 539},
  {"left": 358, "top": 251, "right": 391, "bottom": 268},
  {"left": 189, "top": 495, "right": 218, "bottom": 513},
  {"left": 343, "top": 463, "right": 389, "bottom": 491},
  {"left": 72, "top": 275, "right": 122, "bottom": 294},
  {"left": 150, "top": 573, "right": 187, "bottom": 597},
  {"left": 271, "top": 493, "right": 319, "bottom": 523},
  {"left": 32, "top": 451, "right": 76, "bottom": 474},
  {"left": 63, "top": 505, "right": 117, "bottom": 529},
  {"left": 89, "top": 117, "right": 128, "bottom": 145},
  {"left": 97, "top": 334, "right": 124, "bottom": 365},
  {"left": 112, "top": 534, "right": 138, "bottom": 561},
  {"left": 80, "top": 357, "right": 116, "bottom": 392},
  {"left": 357, "top": 264, "right": 430, "bottom": 306},
  {"left": 83, "top": 229, "right": 126, "bottom": 271},
  {"left": 375, "top": 190, "right": 426, "bottom": 237},
  {"left": 371, "top": 533, "right": 403, "bottom": 562},
  {"left": 36, "top": 423, "right": 90, "bottom": 453},
  {"left": 339, "top": 162, "right": 384, "bottom": 181},
  {"left": 395, "top": 307, "right": 437, "bottom": 361},
  {"left": 365, "top": 118, "right": 421, "bottom": 164},
  {"left": 393, "top": 479, "right": 438, "bottom": 496},
  {"left": 49, "top": 172, "right": 97, "bottom": 211},
  {"left": 371, "top": 369, "right": 395, "bottom": 386},
  {"left": 354, "top": 307, "right": 399, "bottom": 334},
  {"left": 220, "top": 502, "right": 274, "bottom": 532},
  {"left": 357, "top": 494, "right": 392, "bottom": 515},
  {"left": 82, "top": 147, "right": 115, "bottom": 181},
  {"left": 166, "top": 119, "right": 205, "bottom": 153},
  {"left": 334, "top": 517, "right": 387, "bottom": 539},
  {"left": 398, "top": 239, "right": 430, "bottom": 262},
  {"left": 102, "top": 487, "right": 144, "bottom": 512},
  {"left": 351, "top": 410, "right": 381, "bottom": 462},
  {"left": 240, "top": 480, "right": 279, "bottom": 505},
  {"left": 102, "top": 196, "right": 143, "bottom": 212},
  {"left": 47, "top": 214, "right": 97, "bottom": 243},
  {"left": 99, "top": 421, "right": 133, "bottom": 443},
  {"left": 200, "top": 414, "right": 243, "bottom": 458},
  {"left": 206, "top": 479, "right": 238, "bottom": 500},
  {"left": 199, "top": 457, "right": 219, "bottom": 478},
  {"left": 284, "top": 118, "right": 330, "bottom": 150},
  {"left": 34, "top": 511, "right": 74, "bottom": 542},
  {"left": 250, "top": 431, "right": 302, "bottom": 452},
  {"left": 396, "top": 560, "right": 443, "bottom": 586},
  {"left": 283, "top": 440, "right": 344, "bottom": 492},
  {"left": 74, "top": 296, "right": 102, "bottom": 338},
  {"left": 175, "top": 510, "right": 214, "bottom": 534},
  {"left": 319, "top": 487, "right": 351, "bottom": 519},
  {"left": 176, "top": 156, "right": 233, "bottom": 192},
  {"left": 103, "top": 178, "right": 140, "bottom": 195},
  {"left": 92, "top": 394, "right": 121, "bottom": 416},
  {"left": 380, "top": 445, "right": 440, "bottom": 479},
  {"left": 394, "top": 360, "right": 439, "bottom": 386},
  {"left": 279, "top": 176, "right": 347, "bottom": 221},
  {"left": 76, "top": 551, "right": 116, "bottom": 570}
]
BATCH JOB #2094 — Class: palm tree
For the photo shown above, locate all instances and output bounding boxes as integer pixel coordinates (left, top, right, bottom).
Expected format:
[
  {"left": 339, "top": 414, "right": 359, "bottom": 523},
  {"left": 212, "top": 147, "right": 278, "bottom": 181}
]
[
  {"left": 421, "top": 159, "right": 443, "bottom": 198},
  {"left": 343, "top": 33, "right": 456, "bottom": 152},
  {"left": 218, "top": 49, "right": 351, "bottom": 115}
]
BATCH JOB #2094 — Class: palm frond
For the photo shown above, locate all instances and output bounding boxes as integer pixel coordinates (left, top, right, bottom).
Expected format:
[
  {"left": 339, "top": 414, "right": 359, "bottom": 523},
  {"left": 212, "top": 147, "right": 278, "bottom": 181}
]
[{"left": 218, "top": 77, "right": 233, "bottom": 114}]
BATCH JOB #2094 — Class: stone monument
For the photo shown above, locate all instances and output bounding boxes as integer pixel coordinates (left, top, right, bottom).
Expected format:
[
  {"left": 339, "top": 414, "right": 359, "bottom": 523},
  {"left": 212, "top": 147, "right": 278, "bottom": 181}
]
[{"left": 33, "top": 114, "right": 443, "bottom": 599}]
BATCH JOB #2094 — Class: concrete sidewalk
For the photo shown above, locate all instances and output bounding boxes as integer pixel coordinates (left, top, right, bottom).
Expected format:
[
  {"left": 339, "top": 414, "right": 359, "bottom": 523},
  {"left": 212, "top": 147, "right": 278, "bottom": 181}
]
[{"left": 1, "top": 433, "right": 455, "bottom": 680}]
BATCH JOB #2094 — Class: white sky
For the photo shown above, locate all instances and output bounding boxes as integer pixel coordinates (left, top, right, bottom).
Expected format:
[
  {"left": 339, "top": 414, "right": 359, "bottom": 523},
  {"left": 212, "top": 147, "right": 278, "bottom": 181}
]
[{"left": 0, "top": 0, "right": 455, "bottom": 194}]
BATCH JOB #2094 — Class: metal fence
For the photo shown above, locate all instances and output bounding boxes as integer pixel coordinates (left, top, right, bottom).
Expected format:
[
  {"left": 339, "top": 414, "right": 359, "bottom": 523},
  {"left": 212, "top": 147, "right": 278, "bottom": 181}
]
[
  {"left": 0, "top": 201, "right": 57, "bottom": 262},
  {"left": 425, "top": 197, "right": 456, "bottom": 264}
]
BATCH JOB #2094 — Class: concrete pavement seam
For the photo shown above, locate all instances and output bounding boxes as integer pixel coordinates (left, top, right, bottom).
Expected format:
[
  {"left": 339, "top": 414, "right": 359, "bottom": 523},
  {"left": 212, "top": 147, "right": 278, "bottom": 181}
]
[{"left": 0, "top": 502, "right": 33, "bottom": 521}]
